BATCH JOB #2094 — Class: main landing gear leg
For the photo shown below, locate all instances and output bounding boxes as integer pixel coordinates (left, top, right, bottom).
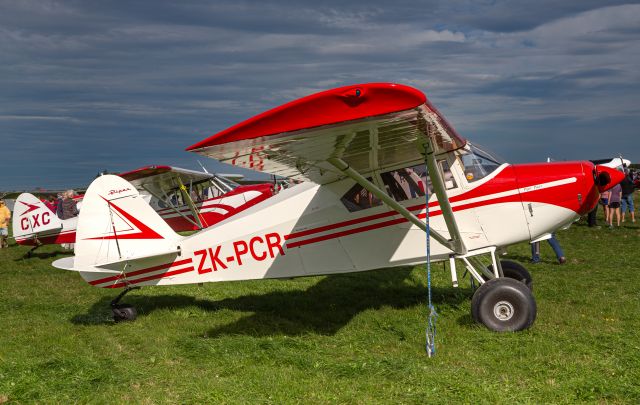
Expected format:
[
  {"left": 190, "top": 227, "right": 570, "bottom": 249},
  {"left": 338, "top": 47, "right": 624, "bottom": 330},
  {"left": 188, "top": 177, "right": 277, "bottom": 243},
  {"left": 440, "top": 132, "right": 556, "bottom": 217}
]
[
  {"left": 111, "top": 286, "right": 140, "bottom": 322},
  {"left": 25, "top": 238, "right": 42, "bottom": 258},
  {"left": 26, "top": 245, "right": 39, "bottom": 258},
  {"left": 454, "top": 248, "right": 537, "bottom": 332}
]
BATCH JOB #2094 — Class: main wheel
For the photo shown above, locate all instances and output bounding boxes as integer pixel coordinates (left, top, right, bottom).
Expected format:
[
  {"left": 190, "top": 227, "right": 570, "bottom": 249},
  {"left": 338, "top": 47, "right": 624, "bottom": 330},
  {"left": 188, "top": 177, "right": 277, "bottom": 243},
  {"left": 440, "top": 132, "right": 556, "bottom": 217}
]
[
  {"left": 471, "top": 278, "right": 536, "bottom": 332},
  {"left": 487, "top": 260, "right": 533, "bottom": 290},
  {"left": 112, "top": 304, "right": 137, "bottom": 322}
]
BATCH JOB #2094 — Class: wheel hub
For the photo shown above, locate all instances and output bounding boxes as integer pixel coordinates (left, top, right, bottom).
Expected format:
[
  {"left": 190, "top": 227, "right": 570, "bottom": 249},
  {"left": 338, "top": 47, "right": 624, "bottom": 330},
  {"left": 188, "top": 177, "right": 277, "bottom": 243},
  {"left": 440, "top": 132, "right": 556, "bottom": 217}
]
[{"left": 493, "top": 300, "right": 514, "bottom": 321}]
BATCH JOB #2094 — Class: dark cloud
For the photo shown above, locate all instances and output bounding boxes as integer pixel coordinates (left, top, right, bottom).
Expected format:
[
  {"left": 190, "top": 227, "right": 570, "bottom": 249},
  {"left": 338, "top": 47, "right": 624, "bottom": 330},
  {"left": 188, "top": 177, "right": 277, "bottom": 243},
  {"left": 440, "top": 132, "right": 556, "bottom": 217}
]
[
  {"left": 1, "top": 0, "right": 639, "bottom": 189},
  {"left": 457, "top": 0, "right": 636, "bottom": 32}
]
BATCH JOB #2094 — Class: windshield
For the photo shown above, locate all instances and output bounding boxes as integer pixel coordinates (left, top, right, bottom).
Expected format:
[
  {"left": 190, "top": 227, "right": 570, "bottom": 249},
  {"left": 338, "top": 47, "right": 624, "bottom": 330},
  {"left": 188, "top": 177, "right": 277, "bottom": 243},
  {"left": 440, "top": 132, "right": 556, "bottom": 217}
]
[
  {"left": 458, "top": 142, "right": 503, "bottom": 182},
  {"left": 211, "top": 175, "right": 239, "bottom": 194}
]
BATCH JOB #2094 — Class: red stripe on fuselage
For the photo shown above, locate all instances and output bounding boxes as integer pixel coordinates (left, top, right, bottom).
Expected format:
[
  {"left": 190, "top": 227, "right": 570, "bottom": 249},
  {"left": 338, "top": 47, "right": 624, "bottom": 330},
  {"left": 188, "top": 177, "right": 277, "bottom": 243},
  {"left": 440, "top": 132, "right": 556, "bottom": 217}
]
[
  {"left": 105, "top": 266, "right": 195, "bottom": 289},
  {"left": 90, "top": 258, "right": 193, "bottom": 286},
  {"left": 15, "top": 230, "right": 77, "bottom": 246},
  {"left": 284, "top": 207, "right": 421, "bottom": 241},
  {"left": 285, "top": 172, "right": 581, "bottom": 248}
]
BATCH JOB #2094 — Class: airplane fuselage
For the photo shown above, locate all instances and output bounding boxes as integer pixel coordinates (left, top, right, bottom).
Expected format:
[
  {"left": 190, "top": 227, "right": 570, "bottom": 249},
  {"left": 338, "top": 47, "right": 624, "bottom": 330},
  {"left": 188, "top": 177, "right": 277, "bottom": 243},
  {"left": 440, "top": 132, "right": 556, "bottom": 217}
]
[{"left": 82, "top": 156, "right": 601, "bottom": 289}]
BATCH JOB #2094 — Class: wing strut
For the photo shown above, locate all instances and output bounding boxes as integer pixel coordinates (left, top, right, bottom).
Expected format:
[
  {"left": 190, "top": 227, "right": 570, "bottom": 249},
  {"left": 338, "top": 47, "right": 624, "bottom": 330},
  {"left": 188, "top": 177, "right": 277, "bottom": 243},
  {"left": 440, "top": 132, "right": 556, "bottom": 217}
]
[
  {"left": 420, "top": 133, "right": 467, "bottom": 255},
  {"left": 176, "top": 176, "right": 206, "bottom": 229},
  {"left": 326, "top": 156, "right": 457, "bottom": 252},
  {"left": 142, "top": 185, "right": 203, "bottom": 230}
]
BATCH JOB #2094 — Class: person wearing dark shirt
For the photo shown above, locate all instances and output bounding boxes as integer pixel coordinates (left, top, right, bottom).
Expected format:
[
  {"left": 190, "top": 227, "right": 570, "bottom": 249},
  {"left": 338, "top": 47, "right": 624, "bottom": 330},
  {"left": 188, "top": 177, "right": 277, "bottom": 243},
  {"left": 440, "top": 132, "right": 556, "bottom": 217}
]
[
  {"left": 60, "top": 190, "right": 79, "bottom": 220},
  {"left": 620, "top": 170, "right": 636, "bottom": 223},
  {"left": 44, "top": 196, "right": 58, "bottom": 213}
]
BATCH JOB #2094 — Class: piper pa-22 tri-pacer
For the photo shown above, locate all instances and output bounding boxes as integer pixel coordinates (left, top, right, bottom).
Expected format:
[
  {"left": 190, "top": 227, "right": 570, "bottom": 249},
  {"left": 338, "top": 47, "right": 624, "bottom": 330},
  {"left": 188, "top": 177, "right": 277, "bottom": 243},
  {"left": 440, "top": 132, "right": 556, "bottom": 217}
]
[
  {"left": 53, "top": 83, "right": 623, "bottom": 331},
  {"left": 13, "top": 166, "right": 272, "bottom": 253}
]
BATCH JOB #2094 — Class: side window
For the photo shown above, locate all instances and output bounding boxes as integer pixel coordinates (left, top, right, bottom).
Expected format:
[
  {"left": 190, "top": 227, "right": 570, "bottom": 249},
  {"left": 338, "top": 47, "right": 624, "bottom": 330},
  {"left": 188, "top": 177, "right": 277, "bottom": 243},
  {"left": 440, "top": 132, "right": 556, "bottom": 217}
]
[
  {"left": 340, "top": 179, "right": 382, "bottom": 212},
  {"left": 439, "top": 160, "right": 457, "bottom": 190},
  {"left": 168, "top": 190, "right": 183, "bottom": 207},
  {"left": 380, "top": 164, "right": 432, "bottom": 202}
]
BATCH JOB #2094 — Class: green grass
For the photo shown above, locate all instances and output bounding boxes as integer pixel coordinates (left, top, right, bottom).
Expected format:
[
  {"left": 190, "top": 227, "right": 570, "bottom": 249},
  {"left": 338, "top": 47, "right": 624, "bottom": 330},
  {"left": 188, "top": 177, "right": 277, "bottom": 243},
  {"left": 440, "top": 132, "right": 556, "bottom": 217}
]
[{"left": 1, "top": 210, "right": 639, "bottom": 404}]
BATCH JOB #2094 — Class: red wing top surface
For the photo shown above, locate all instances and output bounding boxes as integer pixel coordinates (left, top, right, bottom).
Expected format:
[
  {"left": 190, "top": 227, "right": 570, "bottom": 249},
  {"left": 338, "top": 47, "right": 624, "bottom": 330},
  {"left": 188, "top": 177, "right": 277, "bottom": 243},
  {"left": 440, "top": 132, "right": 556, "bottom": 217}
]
[{"left": 187, "top": 83, "right": 466, "bottom": 184}]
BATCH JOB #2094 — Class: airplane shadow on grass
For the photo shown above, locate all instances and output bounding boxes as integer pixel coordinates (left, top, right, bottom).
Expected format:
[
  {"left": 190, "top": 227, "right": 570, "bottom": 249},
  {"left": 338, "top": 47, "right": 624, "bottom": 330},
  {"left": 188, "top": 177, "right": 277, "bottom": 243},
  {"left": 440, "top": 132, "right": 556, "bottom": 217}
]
[
  {"left": 13, "top": 249, "right": 71, "bottom": 261},
  {"left": 71, "top": 267, "right": 473, "bottom": 337}
]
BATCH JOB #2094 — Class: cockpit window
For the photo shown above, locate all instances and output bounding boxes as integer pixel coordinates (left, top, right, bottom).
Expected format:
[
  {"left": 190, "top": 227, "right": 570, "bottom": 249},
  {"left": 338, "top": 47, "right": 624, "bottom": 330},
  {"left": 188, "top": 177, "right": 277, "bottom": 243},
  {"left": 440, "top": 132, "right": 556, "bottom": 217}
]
[
  {"left": 340, "top": 178, "right": 383, "bottom": 212},
  {"left": 380, "top": 164, "right": 433, "bottom": 202},
  {"left": 438, "top": 160, "right": 457, "bottom": 190},
  {"left": 459, "top": 143, "right": 503, "bottom": 182}
]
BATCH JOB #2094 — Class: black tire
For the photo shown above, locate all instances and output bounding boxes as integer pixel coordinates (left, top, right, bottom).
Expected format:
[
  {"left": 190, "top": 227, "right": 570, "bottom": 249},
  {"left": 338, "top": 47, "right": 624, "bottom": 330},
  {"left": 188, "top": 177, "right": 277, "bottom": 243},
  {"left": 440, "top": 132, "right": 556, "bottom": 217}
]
[
  {"left": 112, "top": 304, "right": 137, "bottom": 322},
  {"left": 471, "top": 278, "right": 536, "bottom": 332},
  {"left": 487, "top": 260, "right": 533, "bottom": 290}
]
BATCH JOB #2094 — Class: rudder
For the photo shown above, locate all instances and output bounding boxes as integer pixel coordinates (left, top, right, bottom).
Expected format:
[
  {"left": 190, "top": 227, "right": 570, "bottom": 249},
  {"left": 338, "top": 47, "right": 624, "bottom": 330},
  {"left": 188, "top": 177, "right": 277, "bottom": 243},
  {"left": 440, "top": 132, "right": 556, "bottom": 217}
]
[
  {"left": 74, "top": 175, "right": 182, "bottom": 271},
  {"left": 12, "top": 193, "right": 62, "bottom": 244}
]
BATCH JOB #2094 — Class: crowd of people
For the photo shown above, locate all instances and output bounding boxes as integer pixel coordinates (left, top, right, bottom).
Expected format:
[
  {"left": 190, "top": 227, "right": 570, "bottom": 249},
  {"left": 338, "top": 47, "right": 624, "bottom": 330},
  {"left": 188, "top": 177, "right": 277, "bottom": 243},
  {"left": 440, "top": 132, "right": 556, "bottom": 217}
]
[
  {"left": 531, "top": 167, "right": 637, "bottom": 264},
  {"left": 590, "top": 168, "right": 636, "bottom": 228},
  {"left": 40, "top": 190, "right": 80, "bottom": 220}
]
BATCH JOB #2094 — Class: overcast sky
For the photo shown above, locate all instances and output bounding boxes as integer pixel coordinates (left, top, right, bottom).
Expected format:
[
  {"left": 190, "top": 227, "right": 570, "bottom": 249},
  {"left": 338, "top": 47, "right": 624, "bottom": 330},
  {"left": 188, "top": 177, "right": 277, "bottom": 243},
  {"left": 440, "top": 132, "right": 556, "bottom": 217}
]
[{"left": 1, "top": 0, "right": 640, "bottom": 190}]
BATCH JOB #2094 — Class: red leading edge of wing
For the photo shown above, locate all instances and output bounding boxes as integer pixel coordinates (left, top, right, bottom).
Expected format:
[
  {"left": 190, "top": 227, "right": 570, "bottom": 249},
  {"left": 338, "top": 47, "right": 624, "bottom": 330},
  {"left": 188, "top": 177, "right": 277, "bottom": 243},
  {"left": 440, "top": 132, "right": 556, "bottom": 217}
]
[{"left": 185, "top": 83, "right": 427, "bottom": 150}]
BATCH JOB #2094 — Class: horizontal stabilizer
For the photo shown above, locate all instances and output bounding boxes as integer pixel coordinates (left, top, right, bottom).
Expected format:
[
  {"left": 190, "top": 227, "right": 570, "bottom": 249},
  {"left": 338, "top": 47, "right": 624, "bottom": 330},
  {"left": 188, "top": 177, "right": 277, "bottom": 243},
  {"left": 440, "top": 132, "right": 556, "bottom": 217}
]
[
  {"left": 52, "top": 257, "right": 121, "bottom": 274},
  {"left": 95, "top": 249, "right": 181, "bottom": 271},
  {"left": 53, "top": 248, "right": 182, "bottom": 275}
]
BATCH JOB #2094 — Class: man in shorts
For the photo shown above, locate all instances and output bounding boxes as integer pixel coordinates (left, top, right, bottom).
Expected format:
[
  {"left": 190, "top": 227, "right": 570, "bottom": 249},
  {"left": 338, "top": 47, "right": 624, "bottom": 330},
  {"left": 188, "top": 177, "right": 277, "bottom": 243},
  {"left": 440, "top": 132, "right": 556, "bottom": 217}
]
[{"left": 0, "top": 200, "right": 10, "bottom": 248}]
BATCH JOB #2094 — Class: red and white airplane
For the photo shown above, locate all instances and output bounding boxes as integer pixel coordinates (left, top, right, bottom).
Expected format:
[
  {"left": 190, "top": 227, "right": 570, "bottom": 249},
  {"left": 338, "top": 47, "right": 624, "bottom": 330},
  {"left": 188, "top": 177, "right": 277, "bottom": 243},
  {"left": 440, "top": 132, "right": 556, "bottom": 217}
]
[
  {"left": 12, "top": 166, "right": 272, "bottom": 251},
  {"left": 52, "top": 83, "right": 623, "bottom": 332},
  {"left": 12, "top": 193, "right": 82, "bottom": 248},
  {"left": 119, "top": 165, "right": 272, "bottom": 231}
]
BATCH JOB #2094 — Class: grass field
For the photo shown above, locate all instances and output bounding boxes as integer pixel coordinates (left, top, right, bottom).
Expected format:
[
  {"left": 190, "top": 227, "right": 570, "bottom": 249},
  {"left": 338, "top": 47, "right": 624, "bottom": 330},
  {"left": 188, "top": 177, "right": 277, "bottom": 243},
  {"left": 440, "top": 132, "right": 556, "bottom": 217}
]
[{"left": 1, "top": 209, "right": 640, "bottom": 404}]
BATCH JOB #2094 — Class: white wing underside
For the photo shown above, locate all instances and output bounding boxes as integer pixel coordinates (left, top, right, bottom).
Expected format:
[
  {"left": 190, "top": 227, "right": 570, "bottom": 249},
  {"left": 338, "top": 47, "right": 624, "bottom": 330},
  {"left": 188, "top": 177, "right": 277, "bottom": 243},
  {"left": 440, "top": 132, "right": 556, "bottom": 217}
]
[{"left": 192, "top": 105, "right": 464, "bottom": 184}]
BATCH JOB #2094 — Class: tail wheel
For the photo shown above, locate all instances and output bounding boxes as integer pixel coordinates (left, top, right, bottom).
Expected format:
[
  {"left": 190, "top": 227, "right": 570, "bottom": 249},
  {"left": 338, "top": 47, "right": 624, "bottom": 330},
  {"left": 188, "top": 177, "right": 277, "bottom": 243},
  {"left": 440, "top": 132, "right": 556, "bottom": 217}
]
[
  {"left": 112, "top": 304, "right": 137, "bottom": 322},
  {"left": 488, "top": 260, "right": 533, "bottom": 290},
  {"left": 471, "top": 278, "right": 536, "bottom": 332}
]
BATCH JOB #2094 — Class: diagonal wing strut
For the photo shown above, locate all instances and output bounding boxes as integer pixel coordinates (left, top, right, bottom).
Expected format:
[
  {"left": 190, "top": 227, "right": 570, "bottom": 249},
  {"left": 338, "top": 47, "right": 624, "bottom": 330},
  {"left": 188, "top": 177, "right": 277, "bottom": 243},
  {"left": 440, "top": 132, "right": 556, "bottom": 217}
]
[
  {"left": 142, "top": 184, "right": 203, "bottom": 230},
  {"left": 326, "top": 127, "right": 467, "bottom": 255}
]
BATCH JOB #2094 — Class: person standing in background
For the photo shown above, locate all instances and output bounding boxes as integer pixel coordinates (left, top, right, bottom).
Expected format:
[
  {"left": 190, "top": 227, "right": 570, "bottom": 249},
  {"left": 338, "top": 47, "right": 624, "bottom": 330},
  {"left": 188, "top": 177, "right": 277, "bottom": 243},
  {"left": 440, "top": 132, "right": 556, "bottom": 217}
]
[
  {"left": 620, "top": 169, "right": 636, "bottom": 223},
  {"left": 531, "top": 233, "right": 566, "bottom": 264},
  {"left": 44, "top": 195, "right": 58, "bottom": 213},
  {"left": 60, "top": 190, "right": 79, "bottom": 220},
  {"left": 608, "top": 182, "right": 622, "bottom": 228},
  {"left": 600, "top": 189, "right": 611, "bottom": 224},
  {"left": 0, "top": 200, "right": 10, "bottom": 248}
]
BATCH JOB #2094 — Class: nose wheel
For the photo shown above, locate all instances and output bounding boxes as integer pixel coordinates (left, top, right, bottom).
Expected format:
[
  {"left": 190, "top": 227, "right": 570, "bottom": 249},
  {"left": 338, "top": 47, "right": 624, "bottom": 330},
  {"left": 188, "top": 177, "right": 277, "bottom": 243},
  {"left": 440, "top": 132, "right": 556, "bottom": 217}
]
[
  {"left": 110, "top": 286, "right": 140, "bottom": 322},
  {"left": 471, "top": 278, "right": 536, "bottom": 332}
]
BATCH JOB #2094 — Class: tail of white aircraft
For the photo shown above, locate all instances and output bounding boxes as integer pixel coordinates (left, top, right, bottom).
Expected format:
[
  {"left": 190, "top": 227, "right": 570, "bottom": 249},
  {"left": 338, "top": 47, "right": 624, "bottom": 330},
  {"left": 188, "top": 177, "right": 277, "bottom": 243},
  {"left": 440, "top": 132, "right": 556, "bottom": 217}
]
[
  {"left": 54, "top": 175, "right": 183, "bottom": 283},
  {"left": 12, "top": 192, "right": 63, "bottom": 243}
]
